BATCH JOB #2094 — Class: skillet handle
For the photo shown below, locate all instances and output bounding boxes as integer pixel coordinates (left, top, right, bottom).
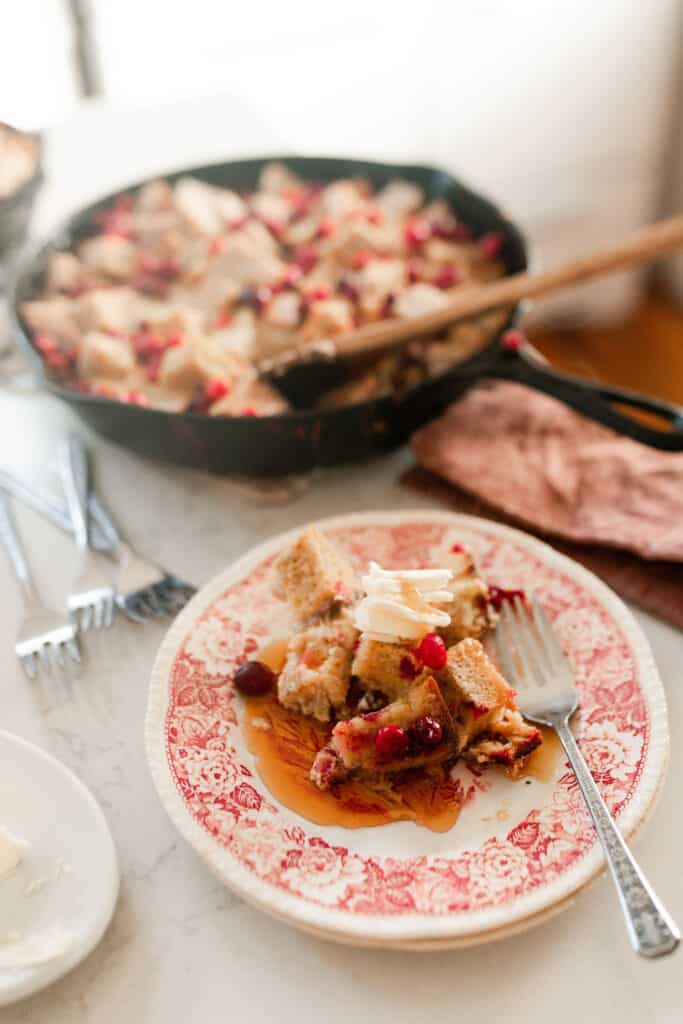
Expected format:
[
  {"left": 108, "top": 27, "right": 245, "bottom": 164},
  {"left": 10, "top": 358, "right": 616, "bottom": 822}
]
[{"left": 479, "top": 335, "right": 683, "bottom": 451}]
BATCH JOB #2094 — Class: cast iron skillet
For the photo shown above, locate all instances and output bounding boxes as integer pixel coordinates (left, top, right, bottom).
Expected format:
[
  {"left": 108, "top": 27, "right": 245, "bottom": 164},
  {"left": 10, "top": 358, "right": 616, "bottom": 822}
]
[{"left": 11, "top": 155, "right": 683, "bottom": 476}]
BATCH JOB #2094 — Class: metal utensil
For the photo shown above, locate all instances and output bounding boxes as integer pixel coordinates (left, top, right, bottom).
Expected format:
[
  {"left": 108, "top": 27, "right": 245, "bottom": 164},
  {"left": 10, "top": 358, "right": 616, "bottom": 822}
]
[
  {"left": 0, "top": 491, "right": 80, "bottom": 676},
  {"left": 496, "top": 595, "right": 680, "bottom": 959},
  {"left": 57, "top": 435, "right": 116, "bottom": 630},
  {"left": 0, "top": 467, "right": 197, "bottom": 620}
]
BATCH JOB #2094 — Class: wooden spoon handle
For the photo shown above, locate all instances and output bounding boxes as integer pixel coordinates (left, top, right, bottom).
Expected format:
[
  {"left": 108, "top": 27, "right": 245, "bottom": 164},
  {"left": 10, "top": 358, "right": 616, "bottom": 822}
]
[{"left": 311, "top": 214, "right": 683, "bottom": 362}]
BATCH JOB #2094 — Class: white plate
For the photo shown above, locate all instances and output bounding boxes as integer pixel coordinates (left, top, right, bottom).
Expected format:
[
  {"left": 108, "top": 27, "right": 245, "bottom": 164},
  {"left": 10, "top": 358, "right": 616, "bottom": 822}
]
[
  {"left": 146, "top": 511, "right": 669, "bottom": 948},
  {"left": 0, "top": 731, "right": 119, "bottom": 1006}
]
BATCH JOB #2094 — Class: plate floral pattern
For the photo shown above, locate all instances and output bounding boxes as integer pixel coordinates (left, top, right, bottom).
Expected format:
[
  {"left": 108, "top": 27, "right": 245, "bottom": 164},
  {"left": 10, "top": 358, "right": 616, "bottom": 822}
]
[{"left": 146, "top": 512, "right": 668, "bottom": 946}]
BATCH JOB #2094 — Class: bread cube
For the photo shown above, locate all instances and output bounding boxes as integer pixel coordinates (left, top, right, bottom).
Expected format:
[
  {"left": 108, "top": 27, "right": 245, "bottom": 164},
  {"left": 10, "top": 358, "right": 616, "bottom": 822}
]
[
  {"left": 438, "top": 638, "right": 515, "bottom": 750},
  {"left": 174, "top": 177, "right": 223, "bottom": 236},
  {"left": 351, "top": 636, "right": 426, "bottom": 699},
  {"left": 376, "top": 180, "right": 424, "bottom": 217},
  {"left": 78, "top": 286, "right": 142, "bottom": 334},
  {"left": 77, "top": 331, "right": 136, "bottom": 380},
  {"left": 394, "top": 283, "right": 449, "bottom": 319},
  {"left": 208, "top": 374, "right": 288, "bottom": 417},
  {"left": 79, "top": 236, "right": 137, "bottom": 281},
  {"left": 438, "top": 550, "right": 495, "bottom": 646},
  {"left": 300, "top": 298, "right": 353, "bottom": 341},
  {"left": 47, "top": 251, "right": 83, "bottom": 295},
  {"left": 273, "top": 526, "right": 359, "bottom": 623},
  {"left": 277, "top": 612, "right": 359, "bottom": 722},
  {"left": 21, "top": 297, "right": 82, "bottom": 345},
  {"left": 464, "top": 707, "right": 541, "bottom": 772}
]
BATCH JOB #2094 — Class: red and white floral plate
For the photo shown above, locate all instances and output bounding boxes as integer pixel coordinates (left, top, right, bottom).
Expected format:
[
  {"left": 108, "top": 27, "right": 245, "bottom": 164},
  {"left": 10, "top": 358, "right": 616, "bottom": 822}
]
[{"left": 145, "top": 512, "right": 669, "bottom": 949}]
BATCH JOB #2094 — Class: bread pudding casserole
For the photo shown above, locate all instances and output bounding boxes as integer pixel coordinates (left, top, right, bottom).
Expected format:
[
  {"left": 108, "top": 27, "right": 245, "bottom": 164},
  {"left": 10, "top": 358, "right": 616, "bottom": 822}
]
[
  {"left": 21, "top": 163, "right": 507, "bottom": 416},
  {"left": 234, "top": 526, "right": 541, "bottom": 817}
]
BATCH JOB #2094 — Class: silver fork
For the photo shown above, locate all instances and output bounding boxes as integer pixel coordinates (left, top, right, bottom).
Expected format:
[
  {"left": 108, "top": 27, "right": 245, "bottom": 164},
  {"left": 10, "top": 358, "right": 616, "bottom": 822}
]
[
  {"left": 0, "top": 468, "right": 196, "bottom": 621},
  {"left": 0, "top": 491, "right": 80, "bottom": 676},
  {"left": 57, "top": 435, "right": 116, "bottom": 631},
  {"left": 497, "top": 595, "right": 680, "bottom": 959}
]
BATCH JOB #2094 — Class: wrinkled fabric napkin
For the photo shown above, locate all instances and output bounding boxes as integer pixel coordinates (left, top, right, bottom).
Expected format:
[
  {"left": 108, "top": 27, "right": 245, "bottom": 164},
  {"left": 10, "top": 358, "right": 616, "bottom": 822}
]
[{"left": 409, "top": 382, "right": 683, "bottom": 628}]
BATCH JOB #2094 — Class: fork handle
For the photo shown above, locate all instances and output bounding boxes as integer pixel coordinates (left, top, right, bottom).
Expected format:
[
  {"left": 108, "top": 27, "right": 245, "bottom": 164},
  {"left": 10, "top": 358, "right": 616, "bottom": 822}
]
[
  {"left": 0, "top": 491, "right": 39, "bottom": 603},
  {"left": 555, "top": 718, "right": 680, "bottom": 958},
  {"left": 57, "top": 435, "right": 91, "bottom": 552}
]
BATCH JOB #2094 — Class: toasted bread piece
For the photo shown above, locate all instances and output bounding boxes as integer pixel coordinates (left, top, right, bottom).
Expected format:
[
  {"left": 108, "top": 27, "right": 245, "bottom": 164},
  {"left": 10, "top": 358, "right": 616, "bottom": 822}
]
[
  {"left": 277, "top": 611, "right": 358, "bottom": 722},
  {"left": 351, "top": 635, "right": 426, "bottom": 699},
  {"left": 439, "top": 550, "right": 496, "bottom": 646},
  {"left": 274, "top": 526, "right": 359, "bottom": 624},
  {"left": 77, "top": 330, "right": 136, "bottom": 380},
  {"left": 311, "top": 676, "right": 456, "bottom": 787},
  {"left": 438, "top": 637, "right": 515, "bottom": 751},
  {"left": 464, "top": 707, "right": 541, "bottom": 775}
]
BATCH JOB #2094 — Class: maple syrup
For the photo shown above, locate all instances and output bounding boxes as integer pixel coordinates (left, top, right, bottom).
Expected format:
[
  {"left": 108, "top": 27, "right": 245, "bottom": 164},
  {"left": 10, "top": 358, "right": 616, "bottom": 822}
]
[{"left": 519, "top": 725, "right": 562, "bottom": 782}]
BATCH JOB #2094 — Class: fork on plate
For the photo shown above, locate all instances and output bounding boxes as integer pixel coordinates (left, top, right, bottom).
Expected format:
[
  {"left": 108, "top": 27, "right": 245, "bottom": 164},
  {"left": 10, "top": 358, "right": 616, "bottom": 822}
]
[
  {"left": 0, "top": 466, "right": 196, "bottom": 622},
  {"left": 497, "top": 595, "right": 680, "bottom": 958},
  {"left": 57, "top": 435, "right": 116, "bottom": 631},
  {"left": 0, "top": 491, "right": 80, "bottom": 676}
]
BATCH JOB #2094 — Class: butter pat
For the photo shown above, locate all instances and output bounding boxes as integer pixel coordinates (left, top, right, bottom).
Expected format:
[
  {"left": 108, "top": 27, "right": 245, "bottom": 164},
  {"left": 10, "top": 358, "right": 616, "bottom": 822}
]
[{"left": 353, "top": 562, "right": 452, "bottom": 643}]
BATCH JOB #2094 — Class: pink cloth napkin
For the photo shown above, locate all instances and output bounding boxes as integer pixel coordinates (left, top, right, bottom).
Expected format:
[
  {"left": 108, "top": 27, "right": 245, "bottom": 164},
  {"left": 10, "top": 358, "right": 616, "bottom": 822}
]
[{"left": 409, "top": 382, "right": 683, "bottom": 627}]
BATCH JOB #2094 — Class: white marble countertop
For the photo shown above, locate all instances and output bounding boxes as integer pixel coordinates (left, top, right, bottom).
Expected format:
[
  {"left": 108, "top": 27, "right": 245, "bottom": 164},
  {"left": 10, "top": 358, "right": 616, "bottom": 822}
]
[{"left": 1, "top": 99, "right": 681, "bottom": 1022}]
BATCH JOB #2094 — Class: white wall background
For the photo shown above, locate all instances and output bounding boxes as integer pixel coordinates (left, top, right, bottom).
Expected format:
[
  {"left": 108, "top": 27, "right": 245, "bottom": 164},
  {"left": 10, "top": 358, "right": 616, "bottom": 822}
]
[{"left": 2, "top": 0, "right": 682, "bottom": 322}]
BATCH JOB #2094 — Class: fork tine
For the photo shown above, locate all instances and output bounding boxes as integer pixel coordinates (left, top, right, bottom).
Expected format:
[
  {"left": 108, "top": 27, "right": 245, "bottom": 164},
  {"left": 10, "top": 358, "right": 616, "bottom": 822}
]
[
  {"left": 20, "top": 653, "right": 38, "bottom": 679},
  {"left": 497, "top": 603, "right": 523, "bottom": 689},
  {"left": 531, "top": 597, "right": 566, "bottom": 673},
  {"left": 51, "top": 642, "right": 66, "bottom": 669},
  {"left": 37, "top": 644, "right": 52, "bottom": 675},
  {"left": 66, "top": 636, "right": 81, "bottom": 663},
  {"left": 93, "top": 600, "right": 104, "bottom": 630},
  {"left": 506, "top": 598, "right": 541, "bottom": 685},
  {"left": 118, "top": 598, "right": 147, "bottom": 624},
  {"left": 80, "top": 604, "right": 93, "bottom": 632},
  {"left": 104, "top": 595, "right": 115, "bottom": 628}
]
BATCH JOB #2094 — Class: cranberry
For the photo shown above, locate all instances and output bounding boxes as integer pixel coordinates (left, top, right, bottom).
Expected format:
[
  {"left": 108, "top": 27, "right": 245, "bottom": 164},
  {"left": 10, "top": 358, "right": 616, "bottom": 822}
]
[
  {"left": 209, "top": 236, "right": 224, "bottom": 256},
  {"left": 275, "top": 264, "right": 303, "bottom": 290},
  {"left": 214, "top": 311, "right": 233, "bottom": 328},
  {"left": 365, "top": 205, "right": 383, "bottom": 226},
  {"left": 125, "top": 389, "right": 150, "bottom": 407},
  {"left": 450, "top": 543, "right": 464, "bottom": 553},
  {"left": 478, "top": 231, "right": 505, "bottom": 259},
  {"left": 34, "top": 333, "right": 58, "bottom": 353},
  {"left": 204, "top": 377, "right": 231, "bottom": 404},
  {"left": 399, "top": 655, "right": 421, "bottom": 680},
  {"left": 406, "top": 259, "right": 421, "bottom": 283},
  {"left": 375, "top": 725, "right": 410, "bottom": 760},
  {"left": 414, "top": 632, "right": 447, "bottom": 671},
  {"left": 501, "top": 329, "right": 525, "bottom": 353},
  {"left": 358, "top": 689, "right": 388, "bottom": 713},
  {"left": 234, "top": 660, "right": 275, "bottom": 696},
  {"left": 293, "top": 246, "right": 318, "bottom": 274},
  {"left": 434, "top": 264, "right": 461, "bottom": 290},
  {"left": 432, "top": 220, "right": 472, "bottom": 242},
  {"left": 410, "top": 715, "right": 443, "bottom": 748},
  {"left": 352, "top": 249, "right": 372, "bottom": 270},
  {"left": 304, "top": 286, "right": 331, "bottom": 303},
  {"left": 337, "top": 276, "right": 359, "bottom": 302},
  {"left": 488, "top": 586, "right": 526, "bottom": 610},
  {"left": 241, "top": 407, "right": 257, "bottom": 417},
  {"left": 404, "top": 218, "right": 431, "bottom": 246},
  {"left": 317, "top": 216, "right": 337, "bottom": 239}
]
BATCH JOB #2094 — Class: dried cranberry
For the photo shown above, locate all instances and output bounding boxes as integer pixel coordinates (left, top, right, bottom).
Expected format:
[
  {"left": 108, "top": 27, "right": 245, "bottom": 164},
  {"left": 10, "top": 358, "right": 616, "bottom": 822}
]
[
  {"left": 214, "top": 311, "right": 233, "bottom": 328},
  {"left": 351, "top": 249, "right": 372, "bottom": 270},
  {"left": 410, "top": 715, "right": 443, "bottom": 748},
  {"left": 234, "top": 660, "right": 275, "bottom": 696},
  {"left": 204, "top": 377, "right": 231, "bottom": 404},
  {"left": 478, "top": 231, "right": 505, "bottom": 259},
  {"left": 375, "top": 725, "right": 410, "bottom": 760},
  {"left": 488, "top": 586, "right": 526, "bottom": 610},
  {"left": 358, "top": 689, "right": 388, "bottom": 714},
  {"left": 433, "top": 264, "right": 461, "bottom": 289},
  {"left": 450, "top": 543, "right": 464, "bottom": 553},
  {"left": 404, "top": 219, "right": 431, "bottom": 246},
  {"left": 337, "top": 276, "right": 359, "bottom": 302},
  {"left": 414, "top": 632, "right": 447, "bottom": 671},
  {"left": 501, "top": 329, "right": 525, "bottom": 353},
  {"left": 432, "top": 220, "right": 472, "bottom": 242},
  {"left": 406, "top": 259, "right": 421, "bottom": 284},
  {"left": 317, "top": 216, "right": 337, "bottom": 239},
  {"left": 304, "top": 286, "right": 331, "bottom": 303},
  {"left": 125, "top": 389, "right": 150, "bottom": 407},
  {"left": 241, "top": 407, "right": 257, "bottom": 417},
  {"left": 293, "top": 246, "right": 318, "bottom": 274}
]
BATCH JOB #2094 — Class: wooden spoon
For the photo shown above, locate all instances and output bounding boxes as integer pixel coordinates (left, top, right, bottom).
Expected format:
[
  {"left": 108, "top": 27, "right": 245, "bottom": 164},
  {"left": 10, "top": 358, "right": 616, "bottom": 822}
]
[{"left": 264, "top": 214, "right": 683, "bottom": 380}]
